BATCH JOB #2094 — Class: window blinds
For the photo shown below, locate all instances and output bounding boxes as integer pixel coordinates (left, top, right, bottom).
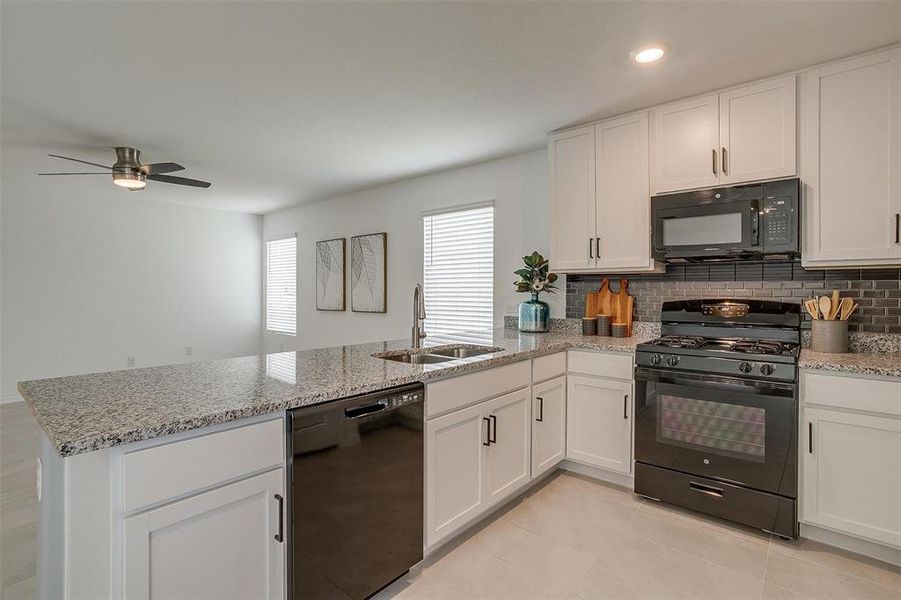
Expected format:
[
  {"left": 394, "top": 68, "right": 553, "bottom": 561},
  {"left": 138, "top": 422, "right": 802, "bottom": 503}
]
[
  {"left": 266, "top": 236, "right": 297, "bottom": 335},
  {"left": 423, "top": 205, "right": 494, "bottom": 342}
]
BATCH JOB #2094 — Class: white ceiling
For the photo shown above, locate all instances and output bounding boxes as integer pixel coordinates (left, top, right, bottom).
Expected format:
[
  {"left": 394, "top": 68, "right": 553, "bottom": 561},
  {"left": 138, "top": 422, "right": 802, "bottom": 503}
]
[{"left": 2, "top": 1, "right": 899, "bottom": 214}]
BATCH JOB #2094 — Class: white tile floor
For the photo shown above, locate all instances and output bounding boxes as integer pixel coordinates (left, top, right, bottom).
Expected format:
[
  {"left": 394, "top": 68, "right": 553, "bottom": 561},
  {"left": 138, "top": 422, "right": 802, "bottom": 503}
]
[
  {"left": 379, "top": 472, "right": 901, "bottom": 600},
  {"left": 2, "top": 400, "right": 899, "bottom": 600}
]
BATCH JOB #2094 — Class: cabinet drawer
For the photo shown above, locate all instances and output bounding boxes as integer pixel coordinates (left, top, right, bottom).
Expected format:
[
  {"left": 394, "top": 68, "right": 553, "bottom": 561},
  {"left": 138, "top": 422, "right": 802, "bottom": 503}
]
[
  {"left": 567, "top": 350, "right": 632, "bottom": 380},
  {"left": 532, "top": 352, "right": 566, "bottom": 383},
  {"left": 426, "top": 360, "right": 530, "bottom": 419},
  {"left": 123, "top": 418, "right": 284, "bottom": 512},
  {"left": 802, "top": 372, "right": 901, "bottom": 417}
]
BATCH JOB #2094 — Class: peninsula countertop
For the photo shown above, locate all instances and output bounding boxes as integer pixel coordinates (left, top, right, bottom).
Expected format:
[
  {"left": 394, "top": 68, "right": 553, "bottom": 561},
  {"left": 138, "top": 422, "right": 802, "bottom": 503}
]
[{"left": 19, "top": 328, "right": 651, "bottom": 458}]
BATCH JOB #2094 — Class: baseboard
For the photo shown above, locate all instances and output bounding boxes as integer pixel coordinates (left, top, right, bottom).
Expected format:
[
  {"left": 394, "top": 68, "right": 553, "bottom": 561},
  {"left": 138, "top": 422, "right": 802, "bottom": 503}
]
[
  {"left": 1, "top": 396, "right": 23, "bottom": 406},
  {"left": 800, "top": 523, "right": 901, "bottom": 567},
  {"left": 559, "top": 459, "right": 634, "bottom": 489}
]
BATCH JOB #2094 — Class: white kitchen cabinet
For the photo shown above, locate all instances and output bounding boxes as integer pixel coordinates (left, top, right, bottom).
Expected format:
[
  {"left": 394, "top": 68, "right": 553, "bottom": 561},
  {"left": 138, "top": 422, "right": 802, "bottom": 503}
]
[
  {"left": 802, "top": 407, "right": 901, "bottom": 548},
  {"left": 595, "top": 112, "right": 656, "bottom": 271},
  {"left": 652, "top": 77, "right": 796, "bottom": 194},
  {"left": 802, "top": 48, "right": 901, "bottom": 267},
  {"left": 566, "top": 374, "right": 632, "bottom": 475},
  {"left": 485, "top": 388, "right": 532, "bottom": 505},
  {"left": 652, "top": 94, "right": 721, "bottom": 193},
  {"left": 426, "top": 401, "right": 488, "bottom": 547},
  {"left": 719, "top": 76, "right": 796, "bottom": 185},
  {"left": 124, "top": 468, "right": 285, "bottom": 600},
  {"left": 531, "top": 375, "right": 566, "bottom": 477},
  {"left": 548, "top": 126, "right": 595, "bottom": 271}
]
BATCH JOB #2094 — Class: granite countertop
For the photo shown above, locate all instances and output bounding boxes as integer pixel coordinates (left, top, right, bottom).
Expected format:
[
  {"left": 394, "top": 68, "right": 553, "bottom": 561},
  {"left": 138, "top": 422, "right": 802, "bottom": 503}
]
[
  {"left": 19, "top": 328, "right": 652, "bottom": 458},
  {"left": 799, "top": 350, "right": 901, "bottom": 379}
]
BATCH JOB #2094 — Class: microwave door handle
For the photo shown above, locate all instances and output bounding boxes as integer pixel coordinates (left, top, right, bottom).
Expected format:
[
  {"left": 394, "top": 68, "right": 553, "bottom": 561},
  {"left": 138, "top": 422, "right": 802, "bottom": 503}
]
[{"left": 749, "top": 200, "right": 760, "bottom": 246}]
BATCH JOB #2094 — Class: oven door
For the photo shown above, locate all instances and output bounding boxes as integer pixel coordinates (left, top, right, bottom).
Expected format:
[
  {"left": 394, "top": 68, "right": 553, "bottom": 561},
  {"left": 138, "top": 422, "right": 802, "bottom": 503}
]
[
  {"left": 652, "top": 198, "right": 760, "bottom": 260},
  {"left": 634, "top": 367, "right": 797, "bottom": 498}
]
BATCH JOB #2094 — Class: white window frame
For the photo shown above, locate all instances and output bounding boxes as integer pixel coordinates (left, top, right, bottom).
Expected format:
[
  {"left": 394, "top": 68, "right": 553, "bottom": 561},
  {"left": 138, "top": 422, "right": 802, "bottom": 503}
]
[
  {"left": 265, "top": 234, "right": 297, "bottom": 336},
  {"left": 422, "top": 201, "right": 495, "bottom": 344}
]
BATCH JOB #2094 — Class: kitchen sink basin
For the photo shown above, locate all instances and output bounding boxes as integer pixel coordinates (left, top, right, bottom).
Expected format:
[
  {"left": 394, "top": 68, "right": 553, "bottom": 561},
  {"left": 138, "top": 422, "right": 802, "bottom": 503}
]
[
  {"left": 378, "top": 352, "right": 454, "bottom": 364},
  {"left": 427, "top": 346, "right": 500, "bottom": 359}
]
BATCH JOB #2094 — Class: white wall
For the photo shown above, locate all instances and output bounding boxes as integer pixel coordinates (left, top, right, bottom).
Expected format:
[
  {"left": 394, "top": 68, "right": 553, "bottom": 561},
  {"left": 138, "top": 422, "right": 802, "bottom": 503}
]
[
  {"left": 1, "top": 191, "right": 262, "bottom": 401},
  {"left": 262, "top": 148, "right": 563, "bottom": 352}
]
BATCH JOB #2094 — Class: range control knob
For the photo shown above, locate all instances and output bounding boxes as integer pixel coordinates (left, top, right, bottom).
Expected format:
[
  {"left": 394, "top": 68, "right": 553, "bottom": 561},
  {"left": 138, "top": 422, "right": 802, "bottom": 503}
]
[
  {"left": 650, "top": 354, "right": 662, "bottom": 365},
  {"left": 667, "top": 355, "right": 680, "bottom": 367},
  {"left": 739, "top": 362, "right": 753, "bottom": 374},
  {"left": 760, "top": 364, "right": 774, "bottom": 376}
]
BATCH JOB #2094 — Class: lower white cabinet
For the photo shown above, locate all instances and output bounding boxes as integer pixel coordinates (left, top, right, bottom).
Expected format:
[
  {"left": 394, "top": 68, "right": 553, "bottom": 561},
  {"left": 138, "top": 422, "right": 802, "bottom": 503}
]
[
  {"left": 802, "top": 407, "right": 901, "bottom": 548},
  {"left": 566, "top": 374, "right": 632, "bottom": 475},
  {"left": 124, "top": 468, "right": 285, "bottom": 599},
  {"left": 531, "top": 376, "right": 566, "bottom": 477},
  {"left": 426, "top": 387, "right": 530, "bottom": 548}
]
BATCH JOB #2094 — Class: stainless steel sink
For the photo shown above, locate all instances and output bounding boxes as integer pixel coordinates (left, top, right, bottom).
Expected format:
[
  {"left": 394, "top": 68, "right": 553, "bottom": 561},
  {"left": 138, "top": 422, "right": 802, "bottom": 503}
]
[
  {"left": 427, "top": 346, "right": 500, "bottom": 359},
  {"left": 378, "top": 353, "right": 454, "bottom": 364}
]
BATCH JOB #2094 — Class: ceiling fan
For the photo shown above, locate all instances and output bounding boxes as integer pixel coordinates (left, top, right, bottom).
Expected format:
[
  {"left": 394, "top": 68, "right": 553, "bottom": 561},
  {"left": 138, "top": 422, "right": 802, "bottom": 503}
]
[{"left": 38, "top": 147, "right": 211, "bottom": 191}]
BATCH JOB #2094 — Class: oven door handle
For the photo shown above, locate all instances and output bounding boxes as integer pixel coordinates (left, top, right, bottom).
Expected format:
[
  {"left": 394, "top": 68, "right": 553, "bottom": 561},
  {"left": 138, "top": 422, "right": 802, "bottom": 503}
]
[{"left": 635, "top": 366, "right": 796, "bottom": 393}]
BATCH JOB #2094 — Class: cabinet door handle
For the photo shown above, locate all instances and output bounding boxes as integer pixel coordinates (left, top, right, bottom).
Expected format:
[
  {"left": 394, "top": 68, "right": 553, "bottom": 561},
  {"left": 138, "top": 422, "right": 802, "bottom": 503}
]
[
  {"left": 536, "top": 397, "right": 544, "bottom": 422},
  {"left": 482, "top": 417, "right": 491, "bottom": 446},
  {"left": 588, "top": 238, "right": 593, "bottom": 259},
  {"left": 712, "top": 148, "right": 718, "bottom": 176},
  {"left": 895, "top": 213, "right": 900, "bottom": 244},
  {"left": 274, "top": 493, "right": 284, "bottom": 543},
  {"left": 721, "top": 147, "right": 728, "bottom": 175},
  {"left": 808, "top": 422, "right": 813, "bottom": 454},
  {"left": 595, "top": 237, "right": 601, "bottom": 259},
  {"left": 623, "top": 394, "right": 629, "bottom": 419},
  {"left": 489, "top": 414, "right": 497, "bottom": 444}
]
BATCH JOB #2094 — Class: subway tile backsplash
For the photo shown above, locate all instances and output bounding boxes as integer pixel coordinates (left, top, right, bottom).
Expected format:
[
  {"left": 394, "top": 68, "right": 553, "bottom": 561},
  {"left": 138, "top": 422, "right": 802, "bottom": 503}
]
[{"left": 565, "top": 261, "right": 901, "bottom": 334}]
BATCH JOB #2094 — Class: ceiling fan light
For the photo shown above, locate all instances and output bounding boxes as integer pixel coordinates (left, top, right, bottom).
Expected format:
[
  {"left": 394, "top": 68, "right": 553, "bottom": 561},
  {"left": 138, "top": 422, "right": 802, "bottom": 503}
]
[{"left": 112, "top": 171, "right": 146, "bottom": 190}]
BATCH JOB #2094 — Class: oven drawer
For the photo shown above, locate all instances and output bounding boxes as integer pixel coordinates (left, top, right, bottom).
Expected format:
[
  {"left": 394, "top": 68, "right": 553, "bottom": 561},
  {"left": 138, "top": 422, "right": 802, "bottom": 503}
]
[{"left": 634, "top": 462, "right": 797, "bottom": 538}]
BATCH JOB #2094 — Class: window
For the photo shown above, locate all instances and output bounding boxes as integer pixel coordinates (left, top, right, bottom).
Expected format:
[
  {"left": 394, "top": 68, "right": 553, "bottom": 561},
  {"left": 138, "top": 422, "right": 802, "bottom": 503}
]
[
  {"left": 423, "top": 204, "right": 494, "bottom": 342},
  {"left": 266, "top": 236, "right": 297, "bottom": 335}
]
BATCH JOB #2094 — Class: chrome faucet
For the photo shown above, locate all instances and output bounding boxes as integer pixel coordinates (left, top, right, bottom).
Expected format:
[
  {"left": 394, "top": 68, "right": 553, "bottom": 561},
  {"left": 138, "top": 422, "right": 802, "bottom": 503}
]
[{"left": 412, "top": 283, "right": 427, "bottom": 348}]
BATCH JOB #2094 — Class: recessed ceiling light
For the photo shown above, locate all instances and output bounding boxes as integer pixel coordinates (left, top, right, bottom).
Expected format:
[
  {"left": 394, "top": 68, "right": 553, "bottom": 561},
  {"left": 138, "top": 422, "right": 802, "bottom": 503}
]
[{"left": 631, "top": 45, "right": 667, "bottom": 64}]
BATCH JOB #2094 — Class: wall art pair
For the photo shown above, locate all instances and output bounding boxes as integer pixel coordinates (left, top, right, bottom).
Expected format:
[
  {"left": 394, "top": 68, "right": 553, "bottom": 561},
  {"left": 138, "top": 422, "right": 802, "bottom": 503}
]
[{"left": 315, "top": 232, "right": 386, "bottom": 313}]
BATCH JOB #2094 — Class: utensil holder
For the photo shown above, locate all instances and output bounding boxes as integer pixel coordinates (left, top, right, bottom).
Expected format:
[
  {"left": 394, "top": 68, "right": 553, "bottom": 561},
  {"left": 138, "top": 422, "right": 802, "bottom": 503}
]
[
  {"left": 597, "top": 315, "right": 611, "bottom": 337},
  {"left": 611, "top": 323, "right": 628, "bottom": 338},
  {"left": 582, "top": 318, "right": 597, "bottom": 336},
  {"left": 811, "top": 319, "right": 849, "bottom": 354}
]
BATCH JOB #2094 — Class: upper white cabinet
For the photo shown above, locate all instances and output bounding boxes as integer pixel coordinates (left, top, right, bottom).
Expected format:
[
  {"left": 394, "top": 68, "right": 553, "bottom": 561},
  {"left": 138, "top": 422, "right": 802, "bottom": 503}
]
[
  {"left": 652, "top": 94, "right": 721, "bottom": 193},
  {"left": 549, "top": 113, "right": 659, "bottom": 273},
  {"left": 549, "top": 126, "right": 595, "bottom": 271},
  {"left": 652, "top": 76, "right": 796, "bottom": 194},
  {"left": 719, "top": 77, "right": 797, "bottom": 185},
  {"left": 802, "top": 49, "right": 901, "bottom": 267},
  {"left": 124, "top": 468, "right": 285, "bottom": 600}
]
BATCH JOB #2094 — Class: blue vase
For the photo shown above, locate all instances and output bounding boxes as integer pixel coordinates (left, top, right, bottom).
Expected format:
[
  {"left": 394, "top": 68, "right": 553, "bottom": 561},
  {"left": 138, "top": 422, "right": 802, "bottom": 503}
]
[{"left": 519, "top": 293, "right": 549, "bottom": 332}]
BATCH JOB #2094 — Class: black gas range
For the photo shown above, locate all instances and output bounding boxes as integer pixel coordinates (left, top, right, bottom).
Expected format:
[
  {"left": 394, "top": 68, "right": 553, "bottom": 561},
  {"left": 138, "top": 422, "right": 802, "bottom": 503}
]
[{"left": 633, "top": 299, "right": 801, "bottom": 539}]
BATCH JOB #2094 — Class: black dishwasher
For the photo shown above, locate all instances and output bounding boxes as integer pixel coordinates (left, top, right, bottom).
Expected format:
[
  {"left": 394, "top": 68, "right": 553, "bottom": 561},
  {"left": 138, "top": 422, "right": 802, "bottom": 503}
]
[{"left": 287, "top": 383, "right": 424, "bottom": 599}]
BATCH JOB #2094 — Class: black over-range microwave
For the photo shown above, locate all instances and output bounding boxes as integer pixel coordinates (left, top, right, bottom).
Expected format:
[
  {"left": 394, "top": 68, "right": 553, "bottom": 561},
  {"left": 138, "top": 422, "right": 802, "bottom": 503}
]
[{"left": 651, "top": 178, "right": 800, "bottom": 262}]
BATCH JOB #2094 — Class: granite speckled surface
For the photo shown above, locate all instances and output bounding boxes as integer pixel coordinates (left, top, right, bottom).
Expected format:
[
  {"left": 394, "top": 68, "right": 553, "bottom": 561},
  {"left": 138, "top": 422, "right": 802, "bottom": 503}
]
[
  {"left": 799, "top": 350, "right": 901, "bottom": 379},
  {"left": 19, "top": 328, "right": 652, "bottom": 458}
]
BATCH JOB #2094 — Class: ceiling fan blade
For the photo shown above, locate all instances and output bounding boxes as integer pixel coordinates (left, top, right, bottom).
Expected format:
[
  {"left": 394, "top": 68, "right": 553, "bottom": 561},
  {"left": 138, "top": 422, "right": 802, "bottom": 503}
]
[
  {"left": 38, "top": 172, "right": 110, "bottom": 175},
  {"left": 48, "top": 154, "right": 112, "bottom": 170},
  {"left": 139, "top": 162, "right": 185, "bottom": 175},
  {"left": 147, "top": 173, "right": 211, "bottom": 188}
]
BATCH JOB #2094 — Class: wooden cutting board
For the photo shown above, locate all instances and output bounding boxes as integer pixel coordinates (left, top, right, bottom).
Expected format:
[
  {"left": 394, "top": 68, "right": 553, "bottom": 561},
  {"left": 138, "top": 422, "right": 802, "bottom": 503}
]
[
  {"left": 612, "top": 278, "right": 635, "bottom": 336},
  {"left": 596, "top": 278, "right": 615, "bottom": 317}
]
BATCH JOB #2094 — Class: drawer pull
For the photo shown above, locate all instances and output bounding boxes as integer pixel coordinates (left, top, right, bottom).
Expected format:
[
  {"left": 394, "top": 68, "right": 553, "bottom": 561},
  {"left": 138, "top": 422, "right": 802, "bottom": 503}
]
[{"left": 689, "top": 482, "right": 724, "bottom": 498}]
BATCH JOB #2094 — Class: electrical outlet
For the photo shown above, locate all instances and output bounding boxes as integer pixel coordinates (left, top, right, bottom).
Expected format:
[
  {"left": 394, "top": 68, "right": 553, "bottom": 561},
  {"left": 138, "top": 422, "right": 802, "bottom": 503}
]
[
  {"left": 127, "top": 356, "right": 136, "bottom": 368},
  {"left": 185, "top": 346, "right": 192, "bottom": 357},
  {"left": 36, "top": 458, "right": 41, "bottom": 502}
]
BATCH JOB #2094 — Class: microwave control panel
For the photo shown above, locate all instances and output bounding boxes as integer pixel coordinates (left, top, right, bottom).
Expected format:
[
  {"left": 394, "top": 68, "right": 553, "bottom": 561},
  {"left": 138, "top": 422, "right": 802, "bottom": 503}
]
[{"left": 761, "top": 188, "right": 798, "bottom": 254}]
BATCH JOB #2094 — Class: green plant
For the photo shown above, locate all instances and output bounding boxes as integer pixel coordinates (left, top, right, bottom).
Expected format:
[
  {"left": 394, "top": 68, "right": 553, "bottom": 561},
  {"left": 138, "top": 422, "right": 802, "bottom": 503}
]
[{"left": 514, "top": 251, "right": 558, "bottom": 296}]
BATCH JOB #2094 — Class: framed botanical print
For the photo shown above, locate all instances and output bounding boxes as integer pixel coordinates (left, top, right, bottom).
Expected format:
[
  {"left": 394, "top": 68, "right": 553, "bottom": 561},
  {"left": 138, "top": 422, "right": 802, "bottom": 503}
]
[
  {"left": 350, "top": 232, "right": 386, "bottom": 313},
  {"left": 315, "top": 238, "right": 346, "bottom": 311}
]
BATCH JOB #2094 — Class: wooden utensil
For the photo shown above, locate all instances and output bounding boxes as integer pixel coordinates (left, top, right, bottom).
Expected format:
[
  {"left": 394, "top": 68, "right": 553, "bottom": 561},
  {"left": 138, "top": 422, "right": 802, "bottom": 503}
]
[
  {"left": 804, "top": 298, "right": 820, "bottom": 320},
  {"left": 844, "top": 302, "right": 859, "bottom": 320},
  {"left": 596, "top": 278, "right": 614, "bottom": 317},
  {"left": 829, "top": 289, "right": 841, "bottom": 320},
  {"left": 818, "top": 296, "right": 833, "bottom": 321},
  {"left": 839, "top": 297, "right": 854, "bottom": 321},
  {"left": 585, "top": 293, "right": 598, "bottom": 319}
]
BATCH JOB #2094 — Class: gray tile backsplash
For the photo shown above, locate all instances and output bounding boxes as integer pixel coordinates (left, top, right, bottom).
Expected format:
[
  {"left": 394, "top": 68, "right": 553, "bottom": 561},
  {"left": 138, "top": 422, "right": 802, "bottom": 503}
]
[{"left": 565, "top": 261, "right": 901, "bottom": 334}]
